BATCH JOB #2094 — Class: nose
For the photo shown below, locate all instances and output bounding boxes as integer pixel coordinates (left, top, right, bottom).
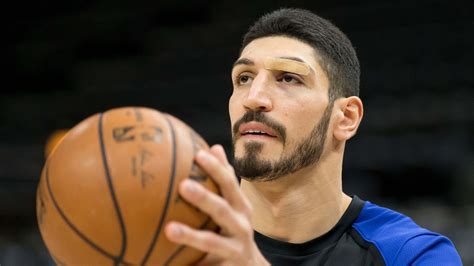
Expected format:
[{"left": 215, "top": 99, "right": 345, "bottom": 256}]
[{"left": 242, "top": 73, "right": 273, "bottom": 112}]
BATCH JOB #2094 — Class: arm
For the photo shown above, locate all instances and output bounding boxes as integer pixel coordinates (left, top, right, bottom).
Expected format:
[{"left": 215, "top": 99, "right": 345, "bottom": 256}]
[{"left": 165, "top": 144, "right": 270, "bottom": 266}]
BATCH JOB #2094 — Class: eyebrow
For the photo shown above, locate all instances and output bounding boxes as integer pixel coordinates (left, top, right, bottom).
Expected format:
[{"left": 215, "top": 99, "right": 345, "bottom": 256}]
[
  {"left": 232, "top": 56, "right": 309, "bottom": 67},
  {"left": 233, "top": 58, "right": 254, "bottom": 67}
]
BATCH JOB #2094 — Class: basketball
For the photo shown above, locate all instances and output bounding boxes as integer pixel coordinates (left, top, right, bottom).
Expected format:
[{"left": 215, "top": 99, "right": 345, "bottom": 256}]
[
  {"left": 36, "top": 107, "right": 219, "bottom": 265},
  {"left": 44, "top": 129, "right": 69, "bottom": 158}
]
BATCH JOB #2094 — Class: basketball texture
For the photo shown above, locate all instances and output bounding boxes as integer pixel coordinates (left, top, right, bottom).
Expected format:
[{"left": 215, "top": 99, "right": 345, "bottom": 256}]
[{"left": 36, "top": 107, "right": 219, "bottom": 265}]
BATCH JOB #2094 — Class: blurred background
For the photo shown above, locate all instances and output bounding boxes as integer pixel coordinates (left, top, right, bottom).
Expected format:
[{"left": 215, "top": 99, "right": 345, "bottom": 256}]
[{"left": 2, "top": 0, "right": 473, "bottom": 264}]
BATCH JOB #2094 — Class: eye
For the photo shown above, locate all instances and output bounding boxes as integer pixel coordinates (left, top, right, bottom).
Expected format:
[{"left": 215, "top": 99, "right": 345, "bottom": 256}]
[
  {"left": 236, "top": 74, "right": 253, "bottom": 86},
  {"left": 278, "top": 74, "right": 302, "bottom": 84}
]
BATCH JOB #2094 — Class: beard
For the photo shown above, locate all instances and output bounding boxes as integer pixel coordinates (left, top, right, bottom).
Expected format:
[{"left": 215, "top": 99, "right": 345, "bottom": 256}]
[{"left": 232, "top": 103, "right": 333, "bottom": 182}]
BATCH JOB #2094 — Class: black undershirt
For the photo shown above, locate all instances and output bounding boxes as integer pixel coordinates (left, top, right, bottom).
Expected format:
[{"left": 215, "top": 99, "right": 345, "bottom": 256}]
[{"left": 254, "top": 196, "right": 385, "bottom": 266}]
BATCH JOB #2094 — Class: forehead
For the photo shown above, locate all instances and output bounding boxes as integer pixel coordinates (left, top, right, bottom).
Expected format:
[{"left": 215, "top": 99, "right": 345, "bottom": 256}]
[{"left": 239, "top": 36, "right": 319, "bottom": 68}]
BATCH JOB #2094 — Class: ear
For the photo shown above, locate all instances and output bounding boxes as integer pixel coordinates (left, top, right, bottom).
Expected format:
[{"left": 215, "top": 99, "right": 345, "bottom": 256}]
[{"left": 333, "top": 96, "right": 364, "bottom": 142}]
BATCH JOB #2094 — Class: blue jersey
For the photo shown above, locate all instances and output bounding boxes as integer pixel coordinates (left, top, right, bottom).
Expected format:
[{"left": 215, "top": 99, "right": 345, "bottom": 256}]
[{"left": 255, "top": 196, "right": 462, "bottom": 265}]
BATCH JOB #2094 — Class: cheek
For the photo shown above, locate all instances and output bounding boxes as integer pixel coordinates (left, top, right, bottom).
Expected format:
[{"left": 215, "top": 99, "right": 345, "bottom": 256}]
[
  {"left": 228, "top": 93, "right": 241, "bottom": 125},
  {"left": 281, "top": 100, "right": 325, "bottom": 137}
]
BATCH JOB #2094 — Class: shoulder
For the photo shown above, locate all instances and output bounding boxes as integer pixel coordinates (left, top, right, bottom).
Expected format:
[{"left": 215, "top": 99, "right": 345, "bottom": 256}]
[{"left": 351, "top": 200, "right": 462, "bottom": 266}]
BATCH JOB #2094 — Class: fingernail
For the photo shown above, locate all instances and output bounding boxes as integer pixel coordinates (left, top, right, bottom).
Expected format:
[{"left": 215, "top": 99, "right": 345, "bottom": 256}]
[
  {"left": 197, "top": 150, "right": 211, "bottom": 161},
  {"left": 170, "top": 224, "right": 181, "bottom": 237},
  {"left": 183, "top": 179, "right": 197, "bottom": 193}
]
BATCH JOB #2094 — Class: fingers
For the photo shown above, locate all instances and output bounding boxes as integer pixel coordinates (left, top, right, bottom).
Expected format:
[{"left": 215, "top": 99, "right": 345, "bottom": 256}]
[
  {"left": 179, "top": 179, "right": 251, "bottom": 236},
  {"left": 195, "top": 149, "right": 252, "bottom": 215},
  {"left": 165, "top": 145, "right": 265, "bottom": 264},
  {"left": 209, "top": 145, "right": 236, "bottom": 177},
  {"left": 165, "top": 221, "right": 242, "bottom": 259},
  {"left": 209, "top": 144, "right": 230, "bottom": 166}
]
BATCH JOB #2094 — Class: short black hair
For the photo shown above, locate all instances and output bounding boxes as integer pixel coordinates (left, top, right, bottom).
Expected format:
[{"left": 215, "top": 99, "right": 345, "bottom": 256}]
[{"left": 241, "top": 8, "right": 360, "bottom": 100}]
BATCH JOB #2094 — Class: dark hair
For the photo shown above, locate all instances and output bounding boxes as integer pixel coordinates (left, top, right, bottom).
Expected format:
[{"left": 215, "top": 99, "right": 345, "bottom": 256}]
[{"left": 241, "top": 8, "right": 360, "bottom": 100}]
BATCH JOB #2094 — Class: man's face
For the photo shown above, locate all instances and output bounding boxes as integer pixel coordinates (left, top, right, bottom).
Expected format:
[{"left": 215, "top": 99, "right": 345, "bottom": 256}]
[{"left": 229, "top": 36, "right": 332, "bottom": 181}]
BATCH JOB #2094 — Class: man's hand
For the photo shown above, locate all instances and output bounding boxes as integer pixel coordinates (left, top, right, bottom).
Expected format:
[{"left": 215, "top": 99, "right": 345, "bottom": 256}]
[{"left": 165, "top": 144, "right": 269, "bottom": 266}]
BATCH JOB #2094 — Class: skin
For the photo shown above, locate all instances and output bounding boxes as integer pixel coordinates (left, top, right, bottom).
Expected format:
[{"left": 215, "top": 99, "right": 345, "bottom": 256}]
[
  {"left": 263, "top": 57, "right": 311, "bottom": 76},
  {"left": 165, "top": 36, "right": 364, "bottom": 265}
]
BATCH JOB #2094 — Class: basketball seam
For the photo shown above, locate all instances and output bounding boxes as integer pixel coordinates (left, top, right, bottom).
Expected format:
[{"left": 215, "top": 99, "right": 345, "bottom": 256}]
[
  {"left": 98, "top": 112, "right": 128, "bottom": 265},
  {"left": 140, "top": 114, "right": 178, "bottom": 265},
  {"left": 45, "top": 164, "right": 132, "bottom": 264},
  {"left": 163, "top": 217, "right": 215, "bottom": 266}
]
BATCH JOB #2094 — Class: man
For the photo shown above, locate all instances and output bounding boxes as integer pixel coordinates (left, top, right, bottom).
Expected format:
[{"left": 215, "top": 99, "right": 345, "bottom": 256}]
[{"left": 165, "top": 8, "right": 462, "bottom": 265}]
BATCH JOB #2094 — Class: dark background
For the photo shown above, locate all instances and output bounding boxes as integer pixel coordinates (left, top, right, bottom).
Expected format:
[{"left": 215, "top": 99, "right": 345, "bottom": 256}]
[{"left": 2, "top": 0, "right": 473, "bottom": 264}]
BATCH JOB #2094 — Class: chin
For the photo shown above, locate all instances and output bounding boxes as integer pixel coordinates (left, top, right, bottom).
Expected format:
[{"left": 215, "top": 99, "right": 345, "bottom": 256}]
[
  {"left": 234, "top": 139, "right": 280, "bottom": 160},
  {"left": 233, "top": 145, "right": 246, "bottom": 158}
]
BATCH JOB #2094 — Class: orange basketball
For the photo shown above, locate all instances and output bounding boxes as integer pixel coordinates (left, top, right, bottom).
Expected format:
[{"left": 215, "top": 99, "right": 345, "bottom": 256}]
[
  {"left": 36, "top": 107, "right": 219, "bottom": 265},
  {"left": 44, "top": 129, "right": 69, "bottom": 158}
]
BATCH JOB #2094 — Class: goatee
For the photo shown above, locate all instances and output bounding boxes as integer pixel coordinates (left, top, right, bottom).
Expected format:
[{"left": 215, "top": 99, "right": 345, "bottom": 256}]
[{"left": 232, "top": 103, "right": 333, "bottom": 182}]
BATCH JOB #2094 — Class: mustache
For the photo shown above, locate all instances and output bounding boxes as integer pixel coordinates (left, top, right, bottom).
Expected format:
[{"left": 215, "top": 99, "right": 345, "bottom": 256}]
[{"left": 232, "top": 111, "right": 286, "bottom": 144}]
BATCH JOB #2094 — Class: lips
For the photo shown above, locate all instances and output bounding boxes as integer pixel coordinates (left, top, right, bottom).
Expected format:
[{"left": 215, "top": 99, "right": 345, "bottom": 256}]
[
  {"left": 232, "top": 111, "right": 287, "bottom": 144},
  {"left": 239, "top": 122, "right": 277, "bottom": 138}
]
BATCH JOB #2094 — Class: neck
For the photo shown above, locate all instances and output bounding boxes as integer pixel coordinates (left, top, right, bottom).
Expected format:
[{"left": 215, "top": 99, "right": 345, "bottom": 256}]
[{"left": 240, "top": 149, "right": 351, "bottom": 243}]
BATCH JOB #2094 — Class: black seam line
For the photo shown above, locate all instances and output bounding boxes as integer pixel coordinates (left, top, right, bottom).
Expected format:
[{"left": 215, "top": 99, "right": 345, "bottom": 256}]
[
  {"left": 99, "top": 113, "right": 128, "bottom": 265},
  {"left": 45, "top": 164, "right": 132, "bottom": 263},
  {"left": 141, "top": 115, "right": 177, "bottom": 265},
  {"left": 163, "top": 217, "right": 214, "bottom": 266},
  {"left": 163, "top": 245, "right": 186, "bottom": 266}
]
